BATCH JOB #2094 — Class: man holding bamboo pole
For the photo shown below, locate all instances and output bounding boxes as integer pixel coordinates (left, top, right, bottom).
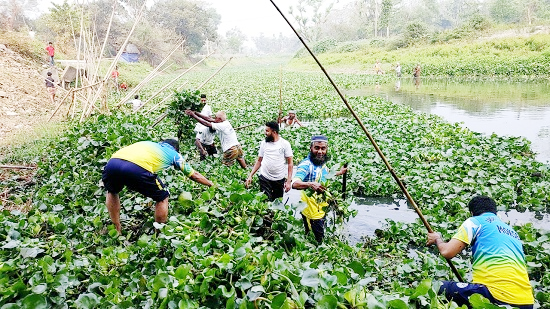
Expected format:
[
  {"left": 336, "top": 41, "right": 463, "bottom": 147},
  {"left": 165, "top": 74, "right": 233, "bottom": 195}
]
[{"left": 427, "top": 195, "right": 534, "bottom": 308}]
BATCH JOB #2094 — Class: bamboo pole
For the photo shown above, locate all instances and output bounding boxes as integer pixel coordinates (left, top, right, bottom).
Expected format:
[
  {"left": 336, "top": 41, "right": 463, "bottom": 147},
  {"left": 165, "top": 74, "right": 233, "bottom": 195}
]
[
  {"left": 115, "top": 40, "right": 186, "bottom": 108},
  {"left": 80, "top": 1, "right": 147, "bottom": 122},
  {"left": 138, "top": 51, "right": 214, "bottom": 109},
  {"left": 268, "top": 0, "right": 464, "bottom": 283},
  {"left": 0, "top": 165, "right": 36, "bottom": 170},
  {"left": 141, "top": 81, "right": 189, "bottom": 115},
  {"left": 48, "top": 89, "right": 74, "bottom": 121}
]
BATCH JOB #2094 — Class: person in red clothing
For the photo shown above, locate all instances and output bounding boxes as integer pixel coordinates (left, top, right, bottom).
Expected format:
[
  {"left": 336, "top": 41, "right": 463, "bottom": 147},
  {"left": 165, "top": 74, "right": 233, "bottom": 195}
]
[
  {"left": 111, "top": 66, "right": 120, "bottom": 89},
  {"left": 45, "top": 42, "right": 55, "bottom": 66}
]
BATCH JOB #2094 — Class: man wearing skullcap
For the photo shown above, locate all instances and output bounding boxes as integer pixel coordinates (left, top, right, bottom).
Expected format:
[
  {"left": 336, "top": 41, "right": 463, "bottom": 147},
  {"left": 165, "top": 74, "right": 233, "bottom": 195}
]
[{"left": 292, "top": 135, "right": 347, "bottom": 243}]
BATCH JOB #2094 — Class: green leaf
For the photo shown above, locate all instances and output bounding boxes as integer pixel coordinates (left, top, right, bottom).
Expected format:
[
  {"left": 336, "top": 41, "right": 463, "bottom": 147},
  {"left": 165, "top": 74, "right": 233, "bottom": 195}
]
[
  {"left": 387, "top": 299, "right": 408, "bottom": 309},
  {"left": 21, "top": 294, "right": 48, "bottom": 309},
  {"left": 300, "top": 269, "right": 320, "bottom": 288},
  {"left": 317, "top": 295, "right": 338, "bottom": 309},
  {"left": 410, "top": 279, "right": 432, "bottom": 299}
]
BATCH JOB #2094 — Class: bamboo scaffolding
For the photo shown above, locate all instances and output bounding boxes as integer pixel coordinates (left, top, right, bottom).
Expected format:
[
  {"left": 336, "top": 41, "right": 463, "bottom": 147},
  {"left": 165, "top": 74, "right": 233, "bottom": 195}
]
[
  {"left": 48, "top": 89, "right": 74, "bottom": 121},
  {"left": 144, "top": 55, "right": 229, "bottom": 115},
  {"left": 80, "top": 1, "right": 147, "bottom": 122},
  {"left": 115, "top": 40, "right": 186, "bottom": 108}
]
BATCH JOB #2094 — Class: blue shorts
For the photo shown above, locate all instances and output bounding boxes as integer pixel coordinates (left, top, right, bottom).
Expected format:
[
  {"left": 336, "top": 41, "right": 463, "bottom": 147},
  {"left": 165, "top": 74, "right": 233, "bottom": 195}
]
[
  {"left": 439, "top": 281, "right": 533, "bottom": 309},
  {"left": 102, "top": 158, "right": 169, "bottom": 202}
]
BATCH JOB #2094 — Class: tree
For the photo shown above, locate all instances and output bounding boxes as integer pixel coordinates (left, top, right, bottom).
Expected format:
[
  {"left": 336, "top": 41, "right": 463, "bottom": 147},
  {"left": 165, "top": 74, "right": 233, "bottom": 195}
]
[
  {"left": 288, "top": 0, "right": 338, "bottom": 42},
  {"left": 224, "top": 27, "right": 246, "bottom": 54},
  {"left": 0, "top": 0, "right": 37, "bottom": 31},
  {"left": 37, "top": 0, "right": 83, "bottom": 52},
  {"left": 489, "top": 0, "right": 521, "bottom": 23},
  {"left": 149, "top": 0, "right": 220, "bottom": 54},
  {"left": 379, "top": 0, "right": 393, "bottom": 37}
]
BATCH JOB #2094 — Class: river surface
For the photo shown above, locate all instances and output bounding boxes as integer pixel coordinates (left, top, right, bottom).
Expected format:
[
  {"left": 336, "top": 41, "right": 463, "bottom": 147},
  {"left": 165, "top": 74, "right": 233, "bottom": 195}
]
[
  {"left": 345, "top": 78, "right": 550, "bottom": 163},
  {"left": 292, "top": 79, "right": 550, "bottom": 243}
]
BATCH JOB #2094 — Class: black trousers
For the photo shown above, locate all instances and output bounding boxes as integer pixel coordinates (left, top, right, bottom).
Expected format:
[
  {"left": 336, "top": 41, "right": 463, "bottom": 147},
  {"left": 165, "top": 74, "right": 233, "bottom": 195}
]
[
  {"left": 199, "top": 143, "right": 217, "bottom": 160},
  {"left": 301, "top": 214, "right": 325, "bottom": 244},
  {"left": 258, "top": 175, "right": 285, "bottom": 202}
]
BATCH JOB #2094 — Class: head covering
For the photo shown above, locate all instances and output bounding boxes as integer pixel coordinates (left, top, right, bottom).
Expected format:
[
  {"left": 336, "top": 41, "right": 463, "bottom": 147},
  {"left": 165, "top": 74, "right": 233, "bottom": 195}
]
[
  {"left": 289, "top": 110, "right": 296, "bottom": 114},
  {"left": 311, "top": 135, "right": 328, "bottom": 143}
]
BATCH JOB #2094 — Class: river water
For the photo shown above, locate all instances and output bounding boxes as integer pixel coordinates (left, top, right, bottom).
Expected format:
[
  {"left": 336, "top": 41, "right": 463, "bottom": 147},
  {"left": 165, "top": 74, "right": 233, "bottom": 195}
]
[
  {"left": 292, "top": 78, "right": 550, "bottom": 243},
  {"left": 346, "top": 78, "right": 550, "bottom": 163}
]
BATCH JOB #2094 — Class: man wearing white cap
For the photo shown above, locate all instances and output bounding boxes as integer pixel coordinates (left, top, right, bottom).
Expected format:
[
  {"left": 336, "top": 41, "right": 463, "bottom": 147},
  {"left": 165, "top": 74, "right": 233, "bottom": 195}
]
[
  {"left": 292, "top": 135, "right": 347, "bottom": 243},
  {"left": 279, "top": 110, "right": 303, "bottom": 128}
]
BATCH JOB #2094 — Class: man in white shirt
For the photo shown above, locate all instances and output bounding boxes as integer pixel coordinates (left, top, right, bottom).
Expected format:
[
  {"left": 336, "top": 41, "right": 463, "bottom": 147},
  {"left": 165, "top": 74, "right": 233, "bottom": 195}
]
[
  {"left": 245, "top": 122, "right": 293, "bottom": 201},
  {"left": 128, "top": 95, "right": 143, "bottom": 111},
  {"left": 185, "top": 109, "right": 247, "bottom": 168},
  {"left": 194, "top": 123, "right": 217, "bottom": 161}
]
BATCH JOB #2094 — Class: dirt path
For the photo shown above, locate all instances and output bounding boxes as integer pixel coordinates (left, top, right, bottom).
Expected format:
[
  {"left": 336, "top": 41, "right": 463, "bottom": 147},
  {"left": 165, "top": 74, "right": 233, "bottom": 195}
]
[{"left": 0, "top": 44, "right": 60, "bottom": 145}]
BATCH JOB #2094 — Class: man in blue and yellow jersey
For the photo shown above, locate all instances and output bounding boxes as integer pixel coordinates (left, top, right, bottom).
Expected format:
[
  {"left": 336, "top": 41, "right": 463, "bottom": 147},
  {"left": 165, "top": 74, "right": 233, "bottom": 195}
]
[
  {"left": 292, "top": 135, "right": 347, "bottom": 244},
  {"left": 102, "top": 139, "right": 212, "bottom": 233},
  {"left": 427, "top": 195, "right": 534, "bottom": 308}
]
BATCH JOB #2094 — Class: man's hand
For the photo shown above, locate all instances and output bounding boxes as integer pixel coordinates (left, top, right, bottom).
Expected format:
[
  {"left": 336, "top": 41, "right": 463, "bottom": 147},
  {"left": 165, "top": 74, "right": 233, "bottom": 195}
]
[
  {"left": 336, "top": 165, "right": 348, "bottom": 176},
  {"left": 244, "top": 177, "right": 253, "bottom": 188},
  {"left": 309, "top": 182, "right": 326, "bottom": 193},
  {"left": 426, "top": 232, "right": 442, "bottom": 246},
  {"left": 284, "top": 179, "right": 292, "bottom": 192},
  {"left": 185, "top": 109, "right": 194, "bottom": 116}
]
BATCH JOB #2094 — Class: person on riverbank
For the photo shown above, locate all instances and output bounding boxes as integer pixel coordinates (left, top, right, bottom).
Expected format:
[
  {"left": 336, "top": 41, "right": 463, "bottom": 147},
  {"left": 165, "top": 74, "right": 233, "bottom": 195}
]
[
  {"left": 395, "top": 62, "right": 402, "bottom": 78},
  {"left": 102, "top": 139, "right": 213, "bottom": 233},
  {"left": 45, "top": 71, "right": 56, "bottom": 104},
  {"left": 186, "top": 109, "right": 247, "bottom": 168},
  {"left": 245, "top": 121, "right": 293, "bottom": 201},
  {"left": 413, "top": 63, "right": 421, "bottom": 78},
  {"left": 45, "top": 42, "right": 55, "bottom": 66},
  {"left": 279, "top": 110, "right": 303, "bottom": 128},
  {"left": 427, "top": 195, "right": 534, "bottom": 309},
  {"left": 292, "top": 135, "right": 347, "bottom": 244},
  {"left": 374, "top": 59, "right": 383, "bottom": 74}
]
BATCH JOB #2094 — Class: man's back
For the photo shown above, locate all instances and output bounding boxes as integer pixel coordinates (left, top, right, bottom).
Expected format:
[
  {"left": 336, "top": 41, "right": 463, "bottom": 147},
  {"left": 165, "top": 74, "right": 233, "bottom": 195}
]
[
  {"left": 112, "top": 141, "right": 185, "bottom": 173},
  {"left": 453, "top": 213, "right": 533, "bottom": 305}
]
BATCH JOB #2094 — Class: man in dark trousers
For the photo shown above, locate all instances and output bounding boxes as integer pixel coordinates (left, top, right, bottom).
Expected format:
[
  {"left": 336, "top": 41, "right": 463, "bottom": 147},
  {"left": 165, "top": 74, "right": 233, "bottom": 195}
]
[
  {"left": 427, "top": 195, "right": 534, "bottom": 308},
  {"left": 45, "top": 72, "right": 56, "bottom": 104},
  {"left": 102, "top": 139, "right": 212, "bottom": 233},
  {"left": 245, "top": 121, "right": 293, "bottom": 201},
  {"left": 292, "top": 135, "right": 347, "bottom": 243}
]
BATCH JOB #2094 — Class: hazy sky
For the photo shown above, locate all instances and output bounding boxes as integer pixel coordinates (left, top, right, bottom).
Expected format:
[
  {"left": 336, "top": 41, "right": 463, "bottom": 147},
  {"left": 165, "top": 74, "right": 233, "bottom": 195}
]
[{"left": 35, "top": 0, "right": 352, "bottom": 38}]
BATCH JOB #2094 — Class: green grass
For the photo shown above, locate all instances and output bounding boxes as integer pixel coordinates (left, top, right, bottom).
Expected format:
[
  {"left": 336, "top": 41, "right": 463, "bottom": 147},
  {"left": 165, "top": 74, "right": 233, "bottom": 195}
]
[{"left": 290, "top": 34, "right": 550, "bottom": 77}]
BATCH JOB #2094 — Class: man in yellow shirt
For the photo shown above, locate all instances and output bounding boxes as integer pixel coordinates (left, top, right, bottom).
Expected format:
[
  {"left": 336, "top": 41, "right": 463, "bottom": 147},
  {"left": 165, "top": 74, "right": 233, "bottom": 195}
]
[
  {"left": 427, "top": 196, "right": 534, "bottom": 308},
  {"left": 102, "top": 139, "right": 212, "bottom": 233}
]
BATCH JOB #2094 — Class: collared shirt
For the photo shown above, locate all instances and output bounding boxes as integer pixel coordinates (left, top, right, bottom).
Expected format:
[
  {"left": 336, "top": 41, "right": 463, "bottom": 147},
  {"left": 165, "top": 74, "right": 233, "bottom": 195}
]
[
  {"left": 111, "top": 141, "right": 193, "bottom": 176},
  {"left": 453, "top": 212, "right": 534, "bottom": 305},
  {"left": 292, "top": 155, "right": 330, "bottom": 220}
]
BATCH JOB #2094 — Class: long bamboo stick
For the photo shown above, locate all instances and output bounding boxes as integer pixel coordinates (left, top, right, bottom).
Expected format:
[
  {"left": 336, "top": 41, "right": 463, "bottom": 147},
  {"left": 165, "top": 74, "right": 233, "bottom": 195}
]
[
  {"left": 48, "top": 89, "right": 74, "bottom": 121},
  {"left": 268, "top": 0, "right": 464, "bottom": 283},
  {"left": 80, "top": 1, "right": 147, "bottom": 121},
  {"left": 115, "top": 40, "right": 186, "bottom": 108},
  {"left": 144, "top": 55, "right": 230, "bottom": 115},
  {"left": 138, "top": 51, "right": 214, "bottom": 109},
  {"left": 0, "top": 165, "right": 36, "bottom": 170}
]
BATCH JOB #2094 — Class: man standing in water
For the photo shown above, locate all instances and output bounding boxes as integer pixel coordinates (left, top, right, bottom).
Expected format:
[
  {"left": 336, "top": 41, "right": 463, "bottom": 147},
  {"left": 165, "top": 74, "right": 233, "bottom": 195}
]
[
  {"left": 279, "top": 110, "right": 303, "bottom": 128},
  {"left": 245, "top": 121, "right": 293, "bottom": 201},
  {"left": 427, "top": 195, "right": 534, "bottom": 309},
  {"left": 292, "top": 135, "right": 347, "bottom": 243},
  {"left": 102, "top": 139, "right": 213, "bottom": 233}
]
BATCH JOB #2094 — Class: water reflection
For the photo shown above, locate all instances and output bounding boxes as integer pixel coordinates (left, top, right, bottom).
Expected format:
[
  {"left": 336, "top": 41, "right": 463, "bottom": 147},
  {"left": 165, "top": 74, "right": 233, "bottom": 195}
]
[{"left": 346, "top": 78, "right": 550, "bottom": 163}]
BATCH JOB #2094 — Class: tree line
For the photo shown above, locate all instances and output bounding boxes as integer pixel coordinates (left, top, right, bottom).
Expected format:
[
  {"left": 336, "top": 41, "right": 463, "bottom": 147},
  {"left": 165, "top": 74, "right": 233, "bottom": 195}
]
[{"left": 1, "top": 0, "right": 549, "bottom": 62}]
